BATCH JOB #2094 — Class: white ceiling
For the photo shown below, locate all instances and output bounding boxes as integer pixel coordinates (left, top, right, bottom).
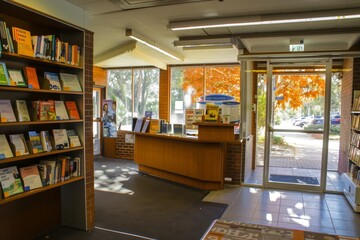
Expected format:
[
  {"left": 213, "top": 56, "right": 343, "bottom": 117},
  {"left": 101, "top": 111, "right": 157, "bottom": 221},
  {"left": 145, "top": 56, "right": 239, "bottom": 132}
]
[{"left": 64, "top": 0, "right": 360, "bottom": 69}]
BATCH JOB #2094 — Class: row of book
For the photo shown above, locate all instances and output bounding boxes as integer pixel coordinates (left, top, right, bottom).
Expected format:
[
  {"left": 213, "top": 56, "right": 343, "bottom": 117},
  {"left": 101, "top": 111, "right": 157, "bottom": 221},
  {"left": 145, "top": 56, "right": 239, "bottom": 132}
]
[
  {"left": 132, "top": 117, "right": 185, "bottom": 135},
  {"left": 351, "top": 114, "right": 360, "bottom": 130},
  {"left": 0, "top": 19, "right": 81, "bottom": 66},
  {"left": 352, "top": 96, "right": 360, "bottom": 111},
  {"left": 348, "top": 145, "right": 360, "bottom": 166},
  {"left": 349, "top": 162, "right": 360, "bottom": 185},
  {"left": 0, "top": 62, "right": 82, "bottom": 91},
  {"left": 350, "top": 131, "right": 360, "bottom": 148},
  {"left": 185, "top": 109, "right": 204, "bottom": 129},
  {"left": 0, "top": 129, "right": 81, "bottom": 159},
  {"left": 0, "top": 156, "right": 81, "bottom": 199},
  {"left": 0, "top": 99, "right": 80, "bottom": 123}
]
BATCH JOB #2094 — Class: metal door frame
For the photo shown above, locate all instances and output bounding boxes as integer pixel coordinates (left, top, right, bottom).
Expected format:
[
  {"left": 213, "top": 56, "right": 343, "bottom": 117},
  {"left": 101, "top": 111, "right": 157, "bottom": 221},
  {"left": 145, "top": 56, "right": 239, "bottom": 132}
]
[{"left": 263, "top": 59, "right": 332, "bottom": 192}]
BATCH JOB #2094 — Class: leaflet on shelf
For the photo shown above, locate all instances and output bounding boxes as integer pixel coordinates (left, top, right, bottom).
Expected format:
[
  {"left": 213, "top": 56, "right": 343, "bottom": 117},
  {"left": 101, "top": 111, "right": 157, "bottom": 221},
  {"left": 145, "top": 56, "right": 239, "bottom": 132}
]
[
  {"left": 52, "top": 129, "right": 69, "bottom": 150},
  {"left": 28, "top": 131, "right": 44, "bottom": 154},
  {"left": 54, "top": 100, "right": 69, "bottom": 120},
  {"left": 0, "top": 134, "right": 13, "bottom": 159},
  {"left": 9, "top": 133, "right": 29, "bottom": 156},
  {"left": 19, "top": 165, "right": 43, "bottom": 191},
  {"left": 16, "top": 100, "right": 31, "bottom": 122},
  {"left": 44, "top": 72, "right": 62, "bottom": 91},
  {"left": 0, "top": 166, "right": 24, "bottom": 198},
  {"left": 0, "top": 99, "right": 17, "bottom": 122},
  {"left": 59, "top": 72, "right": 82, "bottom": 92}
]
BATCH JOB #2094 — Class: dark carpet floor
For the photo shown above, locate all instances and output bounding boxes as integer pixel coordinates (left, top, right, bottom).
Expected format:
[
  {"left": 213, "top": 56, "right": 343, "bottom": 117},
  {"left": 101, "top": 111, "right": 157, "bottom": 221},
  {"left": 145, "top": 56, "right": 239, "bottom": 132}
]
[{"left": 37, "top": 157, "right": 227, "bottom": 240}]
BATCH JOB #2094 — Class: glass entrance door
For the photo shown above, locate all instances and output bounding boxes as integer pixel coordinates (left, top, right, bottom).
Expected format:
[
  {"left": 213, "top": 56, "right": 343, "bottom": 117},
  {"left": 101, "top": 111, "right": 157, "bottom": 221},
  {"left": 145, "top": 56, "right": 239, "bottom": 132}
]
[{"left": 264, "top": 59, "right": 332, "bottom": 192}]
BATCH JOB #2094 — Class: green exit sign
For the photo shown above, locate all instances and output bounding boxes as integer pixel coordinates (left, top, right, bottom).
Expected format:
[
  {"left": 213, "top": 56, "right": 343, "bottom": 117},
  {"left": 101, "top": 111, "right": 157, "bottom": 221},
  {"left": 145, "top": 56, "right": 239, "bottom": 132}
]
[{"left": 289, "top": 44, "right": 304, "bottom": 52}]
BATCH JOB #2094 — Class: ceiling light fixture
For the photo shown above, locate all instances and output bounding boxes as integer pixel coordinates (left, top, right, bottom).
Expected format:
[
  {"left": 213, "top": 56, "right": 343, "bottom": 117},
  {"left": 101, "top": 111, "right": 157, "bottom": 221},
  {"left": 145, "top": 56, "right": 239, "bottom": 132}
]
[
  {"left": 169, "top": 9, "right": 360, "bottom": 31},
  {"left": 174, "top": 38, "right": 233, "bottom": 47},
  {"left": 125, "top": 28, "right": 183, "bottom": 61}
]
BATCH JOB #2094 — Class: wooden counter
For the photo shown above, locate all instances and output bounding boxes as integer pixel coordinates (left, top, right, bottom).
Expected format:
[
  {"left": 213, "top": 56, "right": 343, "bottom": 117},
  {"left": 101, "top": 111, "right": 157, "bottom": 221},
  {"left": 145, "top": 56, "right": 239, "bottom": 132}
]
[
  {"left": 193, "top": 122, "right": 237, "bottom": 141},
  {"left": 134, "top": 133, "right": 230, "bottom": 190}
]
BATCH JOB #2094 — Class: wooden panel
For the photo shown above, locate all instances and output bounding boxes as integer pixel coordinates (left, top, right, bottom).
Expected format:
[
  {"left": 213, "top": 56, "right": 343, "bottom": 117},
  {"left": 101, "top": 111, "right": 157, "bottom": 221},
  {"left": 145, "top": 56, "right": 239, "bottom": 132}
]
[
  {"left": 93, "top": 66, "right": 107, "bottom": 86},
  {"left": 138, "top": 165, "right": 222, "bottom": 190},
  {"left": 194, "top": 123, "right": 236, "bottom": 141},
  {"left": 103, "top": 137, "right": 116, "bottom": 158},
  {"left": 0, "top": 189, "right": 61, "bottom": 240},
  {"left": 159, "top": 68, "right": 170, "bottom": 121},
  {"left": 134, "top": 133, "right": 225, "bottom": 190}
]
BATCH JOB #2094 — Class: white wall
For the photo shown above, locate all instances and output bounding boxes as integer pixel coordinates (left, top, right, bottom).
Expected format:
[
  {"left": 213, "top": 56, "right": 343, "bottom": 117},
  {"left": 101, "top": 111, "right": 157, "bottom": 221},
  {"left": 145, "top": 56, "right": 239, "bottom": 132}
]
[{"left": 11, "top": 0, "right": 88, "bottom": 28}]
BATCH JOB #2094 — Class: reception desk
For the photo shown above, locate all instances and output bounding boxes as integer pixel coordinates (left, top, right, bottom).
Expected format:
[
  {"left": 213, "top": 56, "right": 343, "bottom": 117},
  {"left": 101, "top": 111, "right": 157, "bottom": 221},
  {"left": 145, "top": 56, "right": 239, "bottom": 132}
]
[{"left": 135, "top": 133, "right": 227, "bottom": 190}]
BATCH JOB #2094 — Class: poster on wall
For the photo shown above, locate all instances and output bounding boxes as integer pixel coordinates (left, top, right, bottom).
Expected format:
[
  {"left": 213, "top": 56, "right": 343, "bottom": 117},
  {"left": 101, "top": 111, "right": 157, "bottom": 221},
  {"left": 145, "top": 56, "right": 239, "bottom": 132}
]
[{"left": 102, "top": 99, "right": 117, "bottom": 137}]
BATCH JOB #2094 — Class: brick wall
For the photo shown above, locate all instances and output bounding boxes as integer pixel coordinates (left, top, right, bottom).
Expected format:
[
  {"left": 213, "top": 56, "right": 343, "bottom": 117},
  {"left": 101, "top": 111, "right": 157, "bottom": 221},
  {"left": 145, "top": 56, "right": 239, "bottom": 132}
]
[
  {"left": 84, "top": 30, "right": 95, "bottom": 231},
  {"left": 225, "top": 143, "right": 242, "bottom": 184},
  {"left": 159, "top": 68, "right": 170, "bottom": 121},
  {"left": 116, "top": 131, "right": 135, "bottom": 160},
  {"left": 93, "top": 66, "right": 107, "bottom": 86}
]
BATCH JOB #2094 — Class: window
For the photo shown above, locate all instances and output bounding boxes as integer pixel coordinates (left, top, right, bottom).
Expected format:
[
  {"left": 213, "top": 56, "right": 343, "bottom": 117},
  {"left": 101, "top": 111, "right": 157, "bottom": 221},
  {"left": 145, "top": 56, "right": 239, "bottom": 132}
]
[
  {"left": 107, "top": 68, "right": 159, "bottom": 130},
  {"left": 170, "top": 65, "right": 240, "bottom": 124}
]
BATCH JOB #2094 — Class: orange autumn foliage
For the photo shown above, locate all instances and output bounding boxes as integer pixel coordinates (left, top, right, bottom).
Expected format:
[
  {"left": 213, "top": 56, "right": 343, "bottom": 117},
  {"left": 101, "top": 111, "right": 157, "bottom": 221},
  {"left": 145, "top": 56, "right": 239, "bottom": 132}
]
[
  {"left": 182, "top": 66, "right": 241, "bottom": 103},
  {"left": 275, "top": 74, "right": 325, "bottom": 109}
]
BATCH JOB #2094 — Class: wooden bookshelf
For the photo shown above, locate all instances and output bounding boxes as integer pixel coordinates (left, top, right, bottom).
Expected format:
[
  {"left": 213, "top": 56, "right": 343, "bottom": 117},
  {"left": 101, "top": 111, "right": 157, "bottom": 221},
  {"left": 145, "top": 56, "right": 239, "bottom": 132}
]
[
  {"left": 0, "top": 1, "right": 90, "bottom": 238},
  {"left": 0, "top": 176, "right": 83, "bottom": 205},
  {"left": 0, "top": 146, "right": 83, "bottom": 164},
  {"left": 0, "top": 119, "right": 83, "bottom": 127},
  {"left": 0, "top": 86, "right": 83, "bottom": 95},
  {"left": 343, "top": 100, "right": 360, "bottom": 212}
]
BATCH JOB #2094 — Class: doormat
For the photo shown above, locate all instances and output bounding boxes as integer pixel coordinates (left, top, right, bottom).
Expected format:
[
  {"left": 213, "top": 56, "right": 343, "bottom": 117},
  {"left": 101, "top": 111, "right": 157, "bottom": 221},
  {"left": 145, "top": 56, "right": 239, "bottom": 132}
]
[{"left": 270, "top": 174, "right": 319, "bottom": 185}]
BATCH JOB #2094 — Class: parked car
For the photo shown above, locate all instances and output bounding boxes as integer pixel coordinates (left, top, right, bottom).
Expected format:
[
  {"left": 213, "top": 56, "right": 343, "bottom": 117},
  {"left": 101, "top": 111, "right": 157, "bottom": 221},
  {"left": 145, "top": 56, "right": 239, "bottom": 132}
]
[
  {"left": 331, "top": 115, "right": 341, "bottom": 124},
  {"left": 311, "top": 116, "right": 324, "bottom": 125},
  {"left": 293, "top": 117, "right": 307, "bottom": 127}
]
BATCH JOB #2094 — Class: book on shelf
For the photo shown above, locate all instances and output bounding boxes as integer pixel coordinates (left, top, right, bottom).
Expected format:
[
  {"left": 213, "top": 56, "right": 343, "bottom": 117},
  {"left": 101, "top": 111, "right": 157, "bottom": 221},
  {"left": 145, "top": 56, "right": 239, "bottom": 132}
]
[
  {"left": 16, "top": 100, "right": 31, "bottom": 122},
  {"left": 173, "top": 124, "right": 183, "bottom": 135},
  {"left": 52, "top": 129, "right": 69, "bottom": 150},
  {"left": 40, "top": 130, "right": 53, "bottom": 152},
  {"left": 54, "top": 100, "right": 69, "bottom": 120},
  {"left": 0, "top": 134, "right": 14, "bottom": 159},
  {"left": 38, "top": 100, "right": 56, "bottom": 121},
  {"left": 28, "top": 131, "right": 44, "bottom": 154},
  {"left": 38, "top": 159, "right": 57, "bottom": 185},
  {"left": 5, "top": 27, "right": 15, "bottom": 53},
  {"left": 141, "top": 119, "right": 150, "bottom": 133},
  {"left": 43, "top": 72, "right": 62, "bottom": 91},
  {"left": 9, "top": 133, "right": 29, "bottom": 156},
  {"left": 59, "top": 73, "right": 82, "bottom": 92},
  {"left": 66, "top": 129, "right": 81, "bottom": 147},
  {"left": 205, "top": 103, "right": 219, "bottom": 122},
  {"left": 24, "top": 66, "right": 40, "bottom": 89},
  {"left": 8, "top": 68, "right": 27, "bottom": 87},
  {"left": 0, "top": 61, "right": 11, "bottom": 86},
  {"left": 37, "top": 164, "right": 47, "bottom": 186},
  {"left": 149, "top": 119, "right": 160, "bottom": 134},
  {"left": 0, "top": 166, "right": 24, "bottom": 198},
  {"left": 19, "top": 165, "right": 43, "bottom": 191},
  {"left": 145, "top": 110, "right": 152, "bottom": 119},
  {"left": 0, "top": 19, "right": 10, "bottom": 52},
  {"left": 65, "top": 101, "right": 80, "bottom": 120},
  {"left": 0, "top": 99, "right": 17, "bottom": 122},
  {"left": 133, "top": 118, "right": 143, "bottom": 132},
  {"left": 12, "top": 27, "right": 33, "bottom": 57}
]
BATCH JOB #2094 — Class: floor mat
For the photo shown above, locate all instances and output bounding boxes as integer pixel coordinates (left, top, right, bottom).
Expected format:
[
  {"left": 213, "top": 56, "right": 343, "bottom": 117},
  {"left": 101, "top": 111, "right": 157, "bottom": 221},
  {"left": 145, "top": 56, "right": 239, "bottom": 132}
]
[{"left": 270, "top": 174, "right": 319, "bottom": 185}]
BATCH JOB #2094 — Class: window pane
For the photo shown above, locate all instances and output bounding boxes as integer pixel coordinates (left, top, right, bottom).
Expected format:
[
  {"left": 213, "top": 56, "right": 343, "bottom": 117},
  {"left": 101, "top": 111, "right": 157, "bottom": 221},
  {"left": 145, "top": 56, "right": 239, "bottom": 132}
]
[
  {"left": 107, "top": 69, "right": 133, "bottom": 130},
  {"left": 205, "top": 66, "right": 240, "bottom": 102},
  {"left": 170, "top": 66, "right": 204, "bottom": 124},
  {"left": 133, "top": 68, "right": 160, "bottom": 119}
]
